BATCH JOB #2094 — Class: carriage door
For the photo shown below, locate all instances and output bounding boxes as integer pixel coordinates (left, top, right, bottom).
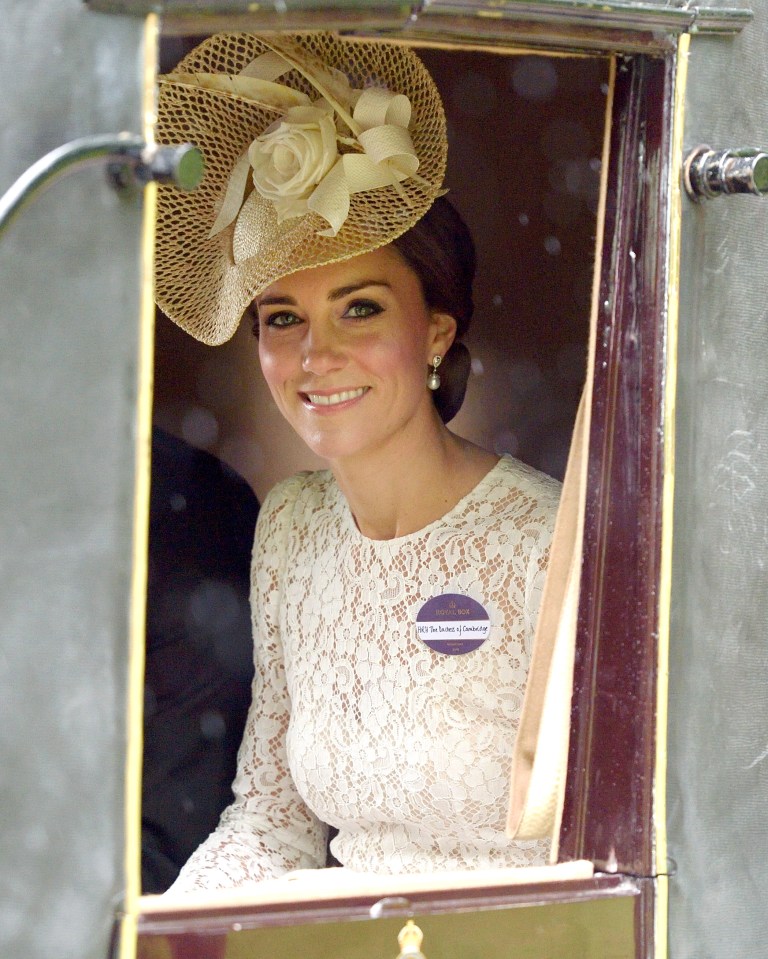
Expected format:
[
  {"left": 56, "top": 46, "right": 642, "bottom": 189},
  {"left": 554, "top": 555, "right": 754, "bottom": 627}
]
[
  {"left": 1, "top": 2, "right": 760, "bottom": 959},
  {"left": 0, "top": 5, "right": 156, "bottom": 959}
]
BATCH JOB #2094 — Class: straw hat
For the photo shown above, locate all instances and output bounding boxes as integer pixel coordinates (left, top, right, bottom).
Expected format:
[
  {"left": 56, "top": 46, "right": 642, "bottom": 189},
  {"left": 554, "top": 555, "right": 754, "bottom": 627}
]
[{"left": 154, "top": 32, "right": 448, "bottom": 344}]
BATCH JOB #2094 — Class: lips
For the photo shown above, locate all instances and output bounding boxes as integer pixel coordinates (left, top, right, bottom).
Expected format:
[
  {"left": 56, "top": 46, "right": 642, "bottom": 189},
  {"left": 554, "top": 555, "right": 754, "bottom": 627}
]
[{"left": 303, "top": 387, "right": 370, "bottom": 407}]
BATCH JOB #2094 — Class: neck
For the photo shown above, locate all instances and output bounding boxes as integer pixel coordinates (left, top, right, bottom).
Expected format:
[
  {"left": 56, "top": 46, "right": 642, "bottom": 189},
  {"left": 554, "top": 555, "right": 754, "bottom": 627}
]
[{"left": 328, "top": 411, "right": 499, "bottom": 540}]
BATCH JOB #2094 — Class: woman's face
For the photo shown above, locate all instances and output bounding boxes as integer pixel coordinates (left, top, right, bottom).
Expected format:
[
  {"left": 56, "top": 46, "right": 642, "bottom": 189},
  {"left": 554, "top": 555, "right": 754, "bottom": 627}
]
[{"left": 255, "top": 245, "right": 456, "bottom": 465}]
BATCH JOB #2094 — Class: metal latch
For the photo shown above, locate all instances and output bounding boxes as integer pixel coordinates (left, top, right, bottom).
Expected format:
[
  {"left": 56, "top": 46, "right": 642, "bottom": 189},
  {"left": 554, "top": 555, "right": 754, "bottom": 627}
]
[
  {"left": 0, "top": 133, "right": 203, "bottom": 237},
  {"left": 683, "top": 144, "right": 768, "bottom": 201}
]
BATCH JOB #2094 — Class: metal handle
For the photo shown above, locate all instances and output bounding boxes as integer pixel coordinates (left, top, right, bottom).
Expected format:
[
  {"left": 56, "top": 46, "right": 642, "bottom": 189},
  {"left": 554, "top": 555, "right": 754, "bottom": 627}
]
[
  {"left": 0, "top": 133, "right": 203, "bottom": 237},
  {"left": 683, "top": 144, "right": 768, "bottom": 201},
  {"left": 107, "top": 140, "right": 205, "bottom": 192}
]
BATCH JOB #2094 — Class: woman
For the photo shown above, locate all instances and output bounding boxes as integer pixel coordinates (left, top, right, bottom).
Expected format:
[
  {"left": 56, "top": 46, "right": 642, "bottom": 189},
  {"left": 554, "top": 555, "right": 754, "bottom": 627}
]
[{"left": 155, "top": 32, "right": 560, "bottom": 891}]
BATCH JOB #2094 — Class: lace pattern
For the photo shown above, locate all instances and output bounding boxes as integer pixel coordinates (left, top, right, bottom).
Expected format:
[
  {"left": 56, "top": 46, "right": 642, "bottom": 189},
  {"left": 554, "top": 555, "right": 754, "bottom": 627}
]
[{"left": 170, "top": 456, "right": 560, "bottom": 891}]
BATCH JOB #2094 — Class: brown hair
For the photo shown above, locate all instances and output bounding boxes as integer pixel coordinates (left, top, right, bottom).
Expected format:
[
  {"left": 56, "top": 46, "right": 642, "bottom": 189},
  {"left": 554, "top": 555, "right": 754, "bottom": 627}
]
[{"left": 392, "top": 196, "right": 475, "bottom": 422}]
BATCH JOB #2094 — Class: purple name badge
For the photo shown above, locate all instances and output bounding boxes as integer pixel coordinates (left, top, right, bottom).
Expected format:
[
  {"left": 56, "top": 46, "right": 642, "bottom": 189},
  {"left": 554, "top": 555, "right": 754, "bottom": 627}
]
[{"left": 416, "top": 593, "right": 491, "bottom": 655}]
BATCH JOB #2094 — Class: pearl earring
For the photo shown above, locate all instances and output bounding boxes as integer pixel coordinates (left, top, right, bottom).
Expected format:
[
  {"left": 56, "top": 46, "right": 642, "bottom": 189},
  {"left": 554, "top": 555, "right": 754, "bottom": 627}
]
[{"left": 427, "top": 355, "right": 442, "bottom": 391}]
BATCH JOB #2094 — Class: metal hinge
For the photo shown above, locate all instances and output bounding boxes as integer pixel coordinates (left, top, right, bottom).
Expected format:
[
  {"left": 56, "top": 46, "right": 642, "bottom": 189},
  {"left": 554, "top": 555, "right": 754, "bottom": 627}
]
[{"left": 0, "top": 134, "right": 202, "bottom": 237}]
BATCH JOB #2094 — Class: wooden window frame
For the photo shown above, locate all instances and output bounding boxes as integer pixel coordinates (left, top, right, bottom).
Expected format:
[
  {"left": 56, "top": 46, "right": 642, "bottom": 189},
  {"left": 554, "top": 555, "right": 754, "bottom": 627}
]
[
  {"left": 126, "top": 16, "right": 701, "bottom": 959},
  {"left": 559, "top": 51, "right": 677, "bottom": 877}
]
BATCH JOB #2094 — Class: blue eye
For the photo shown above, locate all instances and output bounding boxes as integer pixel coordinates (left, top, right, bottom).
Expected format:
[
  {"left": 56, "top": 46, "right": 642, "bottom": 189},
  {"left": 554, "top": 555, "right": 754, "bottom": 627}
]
[{"left": 345, "top": 299, "right": 382, "bottom": 319}]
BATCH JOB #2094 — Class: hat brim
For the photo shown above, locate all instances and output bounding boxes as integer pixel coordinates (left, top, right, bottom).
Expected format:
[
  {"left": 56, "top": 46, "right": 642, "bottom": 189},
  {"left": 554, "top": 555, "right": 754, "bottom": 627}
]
[{"left": 154, "top": 32, "right": 447, "bottom": 345}]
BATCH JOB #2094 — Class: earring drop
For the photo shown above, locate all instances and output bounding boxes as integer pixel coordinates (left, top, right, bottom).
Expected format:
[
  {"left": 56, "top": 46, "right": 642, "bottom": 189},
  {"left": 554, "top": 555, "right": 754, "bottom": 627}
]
[{"left": 427, "top": 355, "right": 442, "bottom": 391}]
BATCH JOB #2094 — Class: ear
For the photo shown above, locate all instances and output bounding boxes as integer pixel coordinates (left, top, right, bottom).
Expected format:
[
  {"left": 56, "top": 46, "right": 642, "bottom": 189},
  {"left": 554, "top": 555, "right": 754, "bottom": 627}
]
[{"left": 427, "top": 311, "right": 457, "bottom": 361}]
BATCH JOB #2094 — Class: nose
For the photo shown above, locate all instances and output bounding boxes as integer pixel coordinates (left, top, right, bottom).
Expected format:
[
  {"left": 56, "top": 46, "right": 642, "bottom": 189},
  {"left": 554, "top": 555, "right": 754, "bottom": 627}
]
[{"left": 301, "top": 323, "right": 346, "bottom": 376}]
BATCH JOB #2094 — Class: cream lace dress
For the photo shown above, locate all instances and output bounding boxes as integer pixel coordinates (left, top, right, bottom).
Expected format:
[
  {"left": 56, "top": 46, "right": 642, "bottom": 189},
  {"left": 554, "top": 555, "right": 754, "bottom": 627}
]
[{"left": 170, "top": 455, "right": 560, "bottom": 891}]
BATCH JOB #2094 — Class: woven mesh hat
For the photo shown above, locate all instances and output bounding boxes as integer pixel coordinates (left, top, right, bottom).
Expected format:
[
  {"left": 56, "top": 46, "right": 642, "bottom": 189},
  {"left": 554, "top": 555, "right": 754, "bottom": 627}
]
[{"left": 155, "top": 32, "right": 448, "bottom": 345}]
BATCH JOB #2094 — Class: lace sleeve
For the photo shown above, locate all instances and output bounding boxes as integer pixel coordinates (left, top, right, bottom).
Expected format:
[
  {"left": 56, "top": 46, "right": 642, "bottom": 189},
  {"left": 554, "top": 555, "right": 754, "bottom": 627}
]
[
  {"left": 522, "top": 484, "right": 558, "bottom": 653},
  {"left": 168, "top": 474, "right": 329, "bottom": 892}
]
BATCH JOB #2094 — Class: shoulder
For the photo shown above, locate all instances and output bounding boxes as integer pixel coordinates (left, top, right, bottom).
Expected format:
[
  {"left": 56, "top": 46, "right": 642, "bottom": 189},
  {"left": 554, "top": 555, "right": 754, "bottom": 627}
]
[
  {"left": 253, "top": 470, "right": 342, "bottom": 587},
  {"left": 445, "top": 455, "right": 560, "bottom": 549},
  {"left": 257, "top": 469, "right": 337, "bottom": 536},
  {"left": 261, "top": 469, "right": 335, "bottom": 512},
  {"left": 466, "top": 456, "right": 561, "bottom": 544},
  {"left": 494, "top": 455, "right": 562, "bottom": 509}
]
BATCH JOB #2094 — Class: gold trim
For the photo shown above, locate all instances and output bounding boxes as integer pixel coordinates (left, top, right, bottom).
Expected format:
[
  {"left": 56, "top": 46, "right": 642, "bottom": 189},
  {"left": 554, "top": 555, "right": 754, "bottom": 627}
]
[
  {"left": 656, "top": 874, "right": 670, "bottom": 959},
  {"left": 654, "top": 29, "right": 690, "bottom": 959},
  {"left": 387, "top": 36, "right": 595, "bottom": 57},
  {"left": 119, "top": 12, "right": 159, "bottom": 959}
]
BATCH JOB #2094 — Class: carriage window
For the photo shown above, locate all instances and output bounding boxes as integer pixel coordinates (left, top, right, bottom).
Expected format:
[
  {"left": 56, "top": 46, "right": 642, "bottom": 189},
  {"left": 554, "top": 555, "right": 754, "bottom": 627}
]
[{"left": 143, "top": 36, "right": 608, "bottom": 902}]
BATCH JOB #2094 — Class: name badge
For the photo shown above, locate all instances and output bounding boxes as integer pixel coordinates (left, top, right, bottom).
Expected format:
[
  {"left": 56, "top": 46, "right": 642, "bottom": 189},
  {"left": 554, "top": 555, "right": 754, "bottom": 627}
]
[{"left": 415, "top": 593, "right": 491, "bottom": 655}]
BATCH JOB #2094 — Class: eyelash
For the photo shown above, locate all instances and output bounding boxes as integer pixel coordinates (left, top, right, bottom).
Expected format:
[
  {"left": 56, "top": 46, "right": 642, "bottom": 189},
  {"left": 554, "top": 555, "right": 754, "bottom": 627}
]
[
  {"left": 344, "top": 299, "right": 383, "bottom": 319},
  {"left": 263, "top": 310, "right": 302, "bottom": 329},
  {"left": 252, "top": 299, "right": 383, "bottom": 336}
]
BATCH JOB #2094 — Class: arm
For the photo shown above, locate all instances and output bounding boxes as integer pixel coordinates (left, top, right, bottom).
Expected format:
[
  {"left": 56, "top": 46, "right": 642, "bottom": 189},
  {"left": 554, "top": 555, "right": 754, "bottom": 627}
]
[{"left": 168, "top": 474, "right": 329, "bottom": 892}]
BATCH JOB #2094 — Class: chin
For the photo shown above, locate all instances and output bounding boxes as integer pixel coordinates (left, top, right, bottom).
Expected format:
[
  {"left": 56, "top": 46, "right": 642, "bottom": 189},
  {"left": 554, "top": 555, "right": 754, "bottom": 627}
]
[
  {"left": 303, "top": 438, "right": 365, "bottom": 463},
  {"left": 299, "top": 424, "right": 384, "bottom": 464}
]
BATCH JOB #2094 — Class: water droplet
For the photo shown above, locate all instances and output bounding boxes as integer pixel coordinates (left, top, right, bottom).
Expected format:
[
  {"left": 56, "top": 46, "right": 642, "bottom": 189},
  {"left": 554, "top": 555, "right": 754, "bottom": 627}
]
[
  {"left": 188, "top": 580, "right": 240, "bottom": 632},
  {"left": 200, "top": 709, "right": 226, "bottom": 741},
  {"left": 181, "top": 406, "right": 219, "bottom": 448},
  {"left": 544, "top": 235, "right": 562, "bottom": 255},
  {"left": 510, "top": 56, "right": 558, "bottom": 101},
  {"left": 564, "top": 160, "right": 584, "bottom": 195},
  {"left": 509, "top": 359, "right": 543, "bottom": 394}
]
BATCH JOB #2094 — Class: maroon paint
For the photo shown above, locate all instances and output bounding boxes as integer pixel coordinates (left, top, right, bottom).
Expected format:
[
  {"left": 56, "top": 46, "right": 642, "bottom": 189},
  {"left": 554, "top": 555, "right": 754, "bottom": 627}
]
[{"left": 558, "top": 52, "right": 677, "bottom": 875}]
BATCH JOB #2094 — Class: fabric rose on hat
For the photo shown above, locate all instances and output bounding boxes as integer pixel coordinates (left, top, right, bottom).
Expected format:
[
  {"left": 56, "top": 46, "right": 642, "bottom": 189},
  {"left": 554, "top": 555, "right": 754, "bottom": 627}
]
[{"left": 249, "top": 104, "right": 339, "bottom": 222}]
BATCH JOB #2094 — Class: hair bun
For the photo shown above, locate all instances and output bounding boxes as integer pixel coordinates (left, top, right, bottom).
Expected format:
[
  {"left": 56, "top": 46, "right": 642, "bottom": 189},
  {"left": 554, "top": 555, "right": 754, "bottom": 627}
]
[{"left": 434, "top": 341, "right": 471, "bottom": 424}]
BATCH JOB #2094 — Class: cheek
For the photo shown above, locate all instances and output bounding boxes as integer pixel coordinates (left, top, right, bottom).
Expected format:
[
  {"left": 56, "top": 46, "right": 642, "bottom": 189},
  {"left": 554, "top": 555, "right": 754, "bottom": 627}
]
[
  {"left": 362, "top": 324, "right": 429, "bottom": 379},
  {"left": 392, "top": 337, "right": 431, "bottom": 389},
  {"left": 362, "top": 341, "right": 423, "bottom": 391},
  {"left": 258, "top": 341, "right": 290, "bottom": 388},
  {"left": 257, "top": 346, "right": 295, "bottom": 415}
]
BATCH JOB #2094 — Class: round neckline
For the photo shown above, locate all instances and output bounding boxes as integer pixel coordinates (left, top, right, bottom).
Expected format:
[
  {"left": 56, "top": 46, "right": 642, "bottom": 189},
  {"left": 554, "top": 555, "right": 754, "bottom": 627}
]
[{"left": 337, "top": 454, "right": 510, "bottom": 546}]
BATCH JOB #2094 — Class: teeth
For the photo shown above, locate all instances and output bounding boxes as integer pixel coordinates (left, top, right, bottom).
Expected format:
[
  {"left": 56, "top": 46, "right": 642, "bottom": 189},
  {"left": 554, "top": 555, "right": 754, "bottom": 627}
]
[{"left": 306, "top": 388, "right": 367, "bottom": 406}]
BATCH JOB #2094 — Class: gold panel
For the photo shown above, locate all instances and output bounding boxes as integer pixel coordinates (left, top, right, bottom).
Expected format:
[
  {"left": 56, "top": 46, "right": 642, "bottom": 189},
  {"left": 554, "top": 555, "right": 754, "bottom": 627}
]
[{"left": 137, "top": 891, "right": 639, "bottom": 959}]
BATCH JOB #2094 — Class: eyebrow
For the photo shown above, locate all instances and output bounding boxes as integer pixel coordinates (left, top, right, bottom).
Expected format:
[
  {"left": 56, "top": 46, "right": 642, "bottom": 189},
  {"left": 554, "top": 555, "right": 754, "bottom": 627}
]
[{"left": 256, "top": 279, "right": 391, "bottom": 309}]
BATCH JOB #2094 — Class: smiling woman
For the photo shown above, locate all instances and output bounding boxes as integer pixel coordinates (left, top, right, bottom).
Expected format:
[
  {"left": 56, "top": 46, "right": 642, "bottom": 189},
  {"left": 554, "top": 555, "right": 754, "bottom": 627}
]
[
  {"left": 151, "top": 30, "right": 562, "bottom": 892},
  {"left": 254, "top": 245, "right": 457, "bottom": 484}
]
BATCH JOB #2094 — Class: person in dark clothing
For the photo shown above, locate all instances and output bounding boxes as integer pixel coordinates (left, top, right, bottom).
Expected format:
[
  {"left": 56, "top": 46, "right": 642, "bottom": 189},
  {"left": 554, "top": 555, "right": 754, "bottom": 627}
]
[{"left": 141, "top": 427, "right": 259, "bottom": 893}]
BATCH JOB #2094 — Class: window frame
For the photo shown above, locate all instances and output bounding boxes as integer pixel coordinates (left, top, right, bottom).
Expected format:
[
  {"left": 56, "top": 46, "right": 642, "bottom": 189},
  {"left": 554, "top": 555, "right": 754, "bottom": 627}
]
[
  {"left": 128, "top": 16, "right": 698, "bottom": 959},
  {"left": 559, "top": 50, "right": 679, "bottom": 876}
]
